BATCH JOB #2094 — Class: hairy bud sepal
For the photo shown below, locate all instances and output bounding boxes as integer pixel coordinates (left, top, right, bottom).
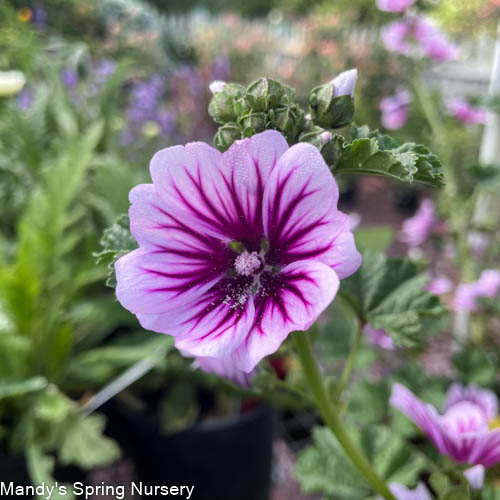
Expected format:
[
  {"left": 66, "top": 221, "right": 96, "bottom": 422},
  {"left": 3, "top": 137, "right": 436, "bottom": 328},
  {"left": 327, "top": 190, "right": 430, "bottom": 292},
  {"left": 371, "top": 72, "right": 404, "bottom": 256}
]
[
  {"left": 208, "top": 83, "right": 246, "bottom": 124},
  {"left": 214, "top": 124, "right": 242, "bottom": 151},
  {"left": 309, "top": 85, "right": 355, "bottom": 129}
]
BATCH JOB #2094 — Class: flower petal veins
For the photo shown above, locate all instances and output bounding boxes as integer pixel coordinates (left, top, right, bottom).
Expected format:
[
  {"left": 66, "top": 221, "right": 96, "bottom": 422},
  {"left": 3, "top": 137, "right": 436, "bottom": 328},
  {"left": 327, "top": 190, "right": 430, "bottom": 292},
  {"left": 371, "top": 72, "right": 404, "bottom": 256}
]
[{"left": 115, "top": 130, "right": 360, "bottom": 372}]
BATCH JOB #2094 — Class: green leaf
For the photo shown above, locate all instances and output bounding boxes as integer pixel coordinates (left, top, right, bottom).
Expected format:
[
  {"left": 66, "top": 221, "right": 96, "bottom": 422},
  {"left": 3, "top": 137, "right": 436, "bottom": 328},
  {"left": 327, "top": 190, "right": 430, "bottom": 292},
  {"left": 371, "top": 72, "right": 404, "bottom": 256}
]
[
  {"left": 340, "top": 251, "right": 448, "bottom": 347},
  {"left": 26, "top": 441, "right": 74, "bottom": 500},
  {"left": 95, "top": 214, "right": 138, "bottom": 288},
  {"left": 334, "top": 125, "right": 444, "bottom": 187},
  {"left": 296, "top": 425, "right": 426, "bottom": 499},
  {"left": 0, "top": 376, "right": 48, "bottom": 399},
  {"left": 59, "top": 413, "right": 120, "bottom": 469}
]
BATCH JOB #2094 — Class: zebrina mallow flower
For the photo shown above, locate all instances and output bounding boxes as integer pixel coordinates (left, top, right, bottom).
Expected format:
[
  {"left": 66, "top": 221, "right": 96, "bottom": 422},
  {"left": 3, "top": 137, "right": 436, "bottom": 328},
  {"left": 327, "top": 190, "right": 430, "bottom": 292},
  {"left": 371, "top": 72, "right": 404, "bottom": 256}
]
[
  {"left": 399, "top": 198, "right": 436, "bottom": 247},
  {"left": 115, "top": 130, "right": 361, "bottom": 373},
  {"left": 453, "top": 269, "right": 500, "bottom": 312},
  {"left": 391, "top": 383, "right": 500, "bottom": 467},
  {"left": 376, "top": 0, "right": 414, "bottom": 13}
]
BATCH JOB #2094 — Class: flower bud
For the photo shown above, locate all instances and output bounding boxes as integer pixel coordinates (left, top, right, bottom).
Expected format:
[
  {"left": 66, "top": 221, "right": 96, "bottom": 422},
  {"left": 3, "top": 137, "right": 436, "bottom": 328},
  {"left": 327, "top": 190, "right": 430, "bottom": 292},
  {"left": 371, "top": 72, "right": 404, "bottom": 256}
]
[
  {"left": 238, "top": 111, "right": 267, "bottom": 136},
  {"left": 213, "top": 123, "right": 242, "bottom": 151},
  {"left": 245, "top": 78, "right": 287, "bottom": 112},
  {"left": 309, "top": 72, "right": 356, "bottom": 129},
  {"left": 299, "top": 126, "right": 340, "bottom": 167},
  {"left": 209, "top": 80, "right": 226, "bottom": 94},
  {"left": 331, "top": 69, "right": 357, "bottom": 98},
  {"left": 208, "top": 83, "right": 246, "bottom": 124}
]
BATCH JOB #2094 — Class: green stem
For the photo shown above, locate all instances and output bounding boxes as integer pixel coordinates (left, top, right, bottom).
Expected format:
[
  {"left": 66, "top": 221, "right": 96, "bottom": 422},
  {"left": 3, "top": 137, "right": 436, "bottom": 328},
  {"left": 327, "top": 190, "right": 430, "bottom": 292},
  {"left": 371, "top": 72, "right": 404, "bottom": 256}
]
[
  {"left": 334, "top": 324, "right": 363, "bottom": 400},
  {"left": 294, "top": 331, "right": 397, "bottom": 500}
]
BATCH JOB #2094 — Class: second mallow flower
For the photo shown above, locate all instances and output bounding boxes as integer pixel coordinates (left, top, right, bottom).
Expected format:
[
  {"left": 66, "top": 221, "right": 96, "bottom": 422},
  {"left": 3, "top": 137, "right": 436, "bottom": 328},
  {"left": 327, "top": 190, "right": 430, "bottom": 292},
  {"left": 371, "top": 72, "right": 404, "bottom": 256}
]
[
  {"left": 391, "top": 383, "right": 500, "bottom": 467},
  {"left": 115, "top": 130, "right": 361, "bottom": 373}
]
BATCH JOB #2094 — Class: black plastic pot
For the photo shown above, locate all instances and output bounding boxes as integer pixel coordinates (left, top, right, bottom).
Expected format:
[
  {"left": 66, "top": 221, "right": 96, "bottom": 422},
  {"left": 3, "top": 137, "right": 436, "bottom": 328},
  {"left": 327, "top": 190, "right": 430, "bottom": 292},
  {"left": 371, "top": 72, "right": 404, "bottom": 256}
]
[{"left": 103, "top": 400, "right": 274, "bottom": 500}]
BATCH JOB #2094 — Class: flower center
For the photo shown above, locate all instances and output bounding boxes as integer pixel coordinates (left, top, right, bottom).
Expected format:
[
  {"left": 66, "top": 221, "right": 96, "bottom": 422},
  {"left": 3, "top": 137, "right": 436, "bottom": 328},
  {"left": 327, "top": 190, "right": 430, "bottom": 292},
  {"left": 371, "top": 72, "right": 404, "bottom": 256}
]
[{"left": 234, "top": 251, "right": 261, "bottom": 277}]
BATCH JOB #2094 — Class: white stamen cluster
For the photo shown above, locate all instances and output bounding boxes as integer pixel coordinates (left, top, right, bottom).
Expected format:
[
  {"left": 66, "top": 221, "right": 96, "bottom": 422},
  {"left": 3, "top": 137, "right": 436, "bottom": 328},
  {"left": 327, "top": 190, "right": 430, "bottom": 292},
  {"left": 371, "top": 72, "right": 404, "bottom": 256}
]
[{"left": 234, "top": 251, "right": 261, "bottom": 277}]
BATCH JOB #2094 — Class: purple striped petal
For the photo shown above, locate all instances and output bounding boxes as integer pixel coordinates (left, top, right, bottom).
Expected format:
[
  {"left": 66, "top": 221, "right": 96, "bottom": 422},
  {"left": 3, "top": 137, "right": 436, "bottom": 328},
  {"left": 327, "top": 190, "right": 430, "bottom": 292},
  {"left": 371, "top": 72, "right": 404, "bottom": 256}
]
[
  {"left": 233, "top": 260, "right": 339, "bottom": 372},
  {"left": 263, "top": 142, "right": 361, "bottom": 279},
  {"left": 390, "top": 383, "right": 447, "bottom": 454},
  {"left": 470, "top": 430, "right": 500, "bottom": 467},
  {"left": 115, "top": 184, "right": 234, "bottom": 315},
  {"left": 138, "top": 276, "right": 256, "bottom": 358},
  {"left": 150, "top": 131, "right": 287, "bottom": 249}
]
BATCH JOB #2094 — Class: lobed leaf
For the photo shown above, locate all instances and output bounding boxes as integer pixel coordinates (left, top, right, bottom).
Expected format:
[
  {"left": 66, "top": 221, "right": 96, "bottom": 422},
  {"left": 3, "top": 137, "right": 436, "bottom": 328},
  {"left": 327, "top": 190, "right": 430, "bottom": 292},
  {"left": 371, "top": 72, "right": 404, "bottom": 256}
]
[{"left": 334, "top": 125, "right": 444, "bottom": 188}]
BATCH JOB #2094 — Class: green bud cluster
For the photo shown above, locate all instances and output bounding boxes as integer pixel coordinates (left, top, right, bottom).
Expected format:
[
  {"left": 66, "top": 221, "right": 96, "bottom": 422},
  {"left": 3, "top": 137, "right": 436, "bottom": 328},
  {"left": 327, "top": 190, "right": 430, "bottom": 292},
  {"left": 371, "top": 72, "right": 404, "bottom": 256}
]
[{"left": 208, "top": 77, "right": 355, "bottom": 169}]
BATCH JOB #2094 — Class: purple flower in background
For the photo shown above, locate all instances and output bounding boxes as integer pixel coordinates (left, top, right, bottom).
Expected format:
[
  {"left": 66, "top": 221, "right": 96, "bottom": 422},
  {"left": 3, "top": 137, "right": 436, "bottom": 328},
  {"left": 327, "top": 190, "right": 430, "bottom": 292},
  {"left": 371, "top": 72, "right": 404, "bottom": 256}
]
[
  {"left": 331, "top": 69, "right": 358, "bottom": 98},
  {"left": 17, "top": 87, "right": 35, "bottom": 111},
  {"left": 115, "top": 131, "right": 361, "bottom": 372},
  {"left": 446, "top": 98, "right": 487, "bottom": 125},
  {"left": 380, "top": 89, "right": 411, "bottom": 130},
  {"left": 415, "top": 18, "right": 457, "bottom": 63},
  {"left": 376, "top": 0, "right": 414, "bottom": 13},
  {"left": 155, "top": 109, "right": 177, "bottom": 136},
  {"left": 211, "top": 55, "right": 231, "bottom": 80},
  {"left": 391, "top": 383, "right": 500, "bottom": 467},
  {"left": 453, "top": 270, "right": 500, "bottom": 311},
  {"left": 426, "top": 275, "right": 453, "bottom": 295},
  {"left": 381, "top": 20, "right": 412, "bottom": 55},
  {"left": 61, "top": 68, "right": 78, "bottom": 89},
  {"left": 127, "top": 75, "right": 165, "bottom": 122},
  {"left": 32, "top": 4, "right": 47, "bottom": 28},
  {"left": 387, "top": 482, "right": 431, "bottom": 500},
  {"left": 364, "top": 325, "right": 394, "bottom": 350},
  {"left": 94, "top": 59, "right": 117, "bottom": 84},
  {"left": 399, "top": 199, "right": 436, "bottom": 247},
  {"left": 193, "top": 355, "right": 256, "bottom": 388}
]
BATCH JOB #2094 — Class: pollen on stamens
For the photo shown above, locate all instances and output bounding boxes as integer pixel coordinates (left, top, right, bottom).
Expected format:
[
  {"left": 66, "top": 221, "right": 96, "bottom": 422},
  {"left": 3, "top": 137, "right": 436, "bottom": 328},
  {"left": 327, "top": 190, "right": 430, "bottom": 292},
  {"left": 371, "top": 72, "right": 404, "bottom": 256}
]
[{"left": 234, "top": 251, "right": 261, "bottom": 277}]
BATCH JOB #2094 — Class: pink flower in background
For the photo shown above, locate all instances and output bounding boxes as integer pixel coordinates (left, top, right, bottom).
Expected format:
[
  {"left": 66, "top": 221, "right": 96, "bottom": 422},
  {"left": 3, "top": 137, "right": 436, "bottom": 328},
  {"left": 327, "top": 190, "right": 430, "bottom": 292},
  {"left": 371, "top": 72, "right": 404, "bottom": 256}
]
[
  {"left": 453, "top": 270, "right": 500, "bottom": 311},
  {"left": 330, "top": 69, "right": 358, "bottom": 97},
  {"left": 399, "top": 199, "right": 436, "bottom": 247},
  {"left": 381, "top": 20, "right": 411, "bottom": 55},
  {"left": 414, "top": 18, "right": 457, "bottom": 62},
  {"left": 468, "top": 232, "right": 489, "bottom": 257},
  {"left": 115, "top": 130, "right": 361, "bottom": 373},
  {"left": 364, "top": 325, "right": 394, "bottom": 350},
  {"left": 446, "top": 98, "right": 487, "bottom": 125},
  {"left": 376, "top": 0, "right": 414, "bottom": 13},
  {"left": 380, "top": 89, "right": 411, "bottom": 129},
  {"left": 193, "top": 355, "right": 255, "bottom": 388},
  {"left": 381, "top": 17, "right": 456, "bottom": 63},
  {"left": 387, "top": 482, "right": 431, "bottom": 500},
  {"left": 391, "top": 383, "right": 500, "bottom": 467},
  {"left": 426, "top": 275, "right": 453, "bottom": 295}
]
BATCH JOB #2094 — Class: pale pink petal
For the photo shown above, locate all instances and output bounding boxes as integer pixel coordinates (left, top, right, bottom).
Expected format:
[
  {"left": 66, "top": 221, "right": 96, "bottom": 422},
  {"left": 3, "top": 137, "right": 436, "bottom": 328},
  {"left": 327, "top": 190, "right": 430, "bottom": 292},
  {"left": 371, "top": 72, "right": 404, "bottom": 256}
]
[
  {"left": 390, "top": 383, "right": 447, "bottom": 454},
  {"left": 388, "top": 482, "right": 431, "bottom": 500},
  {"left": 381, "top": 20, "right": 411, "bottom": 54},
  {"left": 193, "top": 354, "right": 256, "bottom": 388},
  {"left": 364, "top": 324, "right": 394, "bottom": 350},
  {"left": 426, "top": 275, "right": 453, "bottom": 295},
  {"left": 263, "top": 142, "right": 361, "bottom": 279},
  {"left": 233, "top": 260, "right": 340, "bottom": 372},
  {"left": 399, "top": 199, "right": 435, "bottom": 247},
  {"left": 464, "top": 465, "right": 485, "bottom": 489},
  {"left": 443, "top": 384, "right": 498, "bottom": 421}
]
